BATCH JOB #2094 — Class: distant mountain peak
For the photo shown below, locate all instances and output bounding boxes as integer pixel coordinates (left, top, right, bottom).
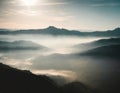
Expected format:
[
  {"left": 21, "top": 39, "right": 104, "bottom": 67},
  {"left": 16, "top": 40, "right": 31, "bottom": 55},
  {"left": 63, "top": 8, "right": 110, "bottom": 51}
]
[{"left": 46, "top": 26, "right": 59, "bottom": 30}]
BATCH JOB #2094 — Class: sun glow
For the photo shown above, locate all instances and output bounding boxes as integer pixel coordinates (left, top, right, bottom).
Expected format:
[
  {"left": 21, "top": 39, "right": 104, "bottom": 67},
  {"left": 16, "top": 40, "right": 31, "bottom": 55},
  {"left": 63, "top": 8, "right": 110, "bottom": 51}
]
[{"left": 22, "top": 0, "right": 38, "bottom": 6}]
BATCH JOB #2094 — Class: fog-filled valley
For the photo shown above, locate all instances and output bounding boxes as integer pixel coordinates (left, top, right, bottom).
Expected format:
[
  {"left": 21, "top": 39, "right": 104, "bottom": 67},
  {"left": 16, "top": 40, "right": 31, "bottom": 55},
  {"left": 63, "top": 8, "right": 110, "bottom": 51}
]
[{"left": 0, "top": 27, "right": 120, "bottom": 93}]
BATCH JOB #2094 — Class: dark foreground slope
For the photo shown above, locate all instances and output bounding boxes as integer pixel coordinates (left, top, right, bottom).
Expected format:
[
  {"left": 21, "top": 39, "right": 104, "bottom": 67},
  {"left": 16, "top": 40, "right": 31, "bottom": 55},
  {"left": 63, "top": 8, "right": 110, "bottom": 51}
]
[
  {"left": 0, "top": 63, "right": 93, "bottom": 93},
  {"left": 61, "top": 82, "right": 94, "bottom": 93},
  {"left": 0, "top": 63, "right": 59, "bottom": 93}
]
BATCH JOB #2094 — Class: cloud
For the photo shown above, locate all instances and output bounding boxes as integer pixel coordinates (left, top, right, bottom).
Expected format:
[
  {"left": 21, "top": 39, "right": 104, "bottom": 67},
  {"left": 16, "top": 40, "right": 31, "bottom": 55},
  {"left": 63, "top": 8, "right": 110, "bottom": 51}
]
[
  {"left": 49, "top": 0, "right": 120, "bottom": 7},
  {"left": 32, "top": 69, "right": 77, "bottom": 81},
  {"left": 38, "top": 2, "right": 68, "bottom": 6},
  {"left": 90, "top": 3, "right": 120, "bottom": 7},
  {"left": 64, "top": 0, "right": 120, "bottom": 4},
  {"left": 0, "top": 56, "right": 32, "bottom": 69}
]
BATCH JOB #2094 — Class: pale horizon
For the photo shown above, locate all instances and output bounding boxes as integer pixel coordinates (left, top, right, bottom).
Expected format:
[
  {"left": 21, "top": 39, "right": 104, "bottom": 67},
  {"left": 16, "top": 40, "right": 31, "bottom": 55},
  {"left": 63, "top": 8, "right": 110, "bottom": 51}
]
[{"left": 0, "top": 0, "right": 120, "bottom": 31}]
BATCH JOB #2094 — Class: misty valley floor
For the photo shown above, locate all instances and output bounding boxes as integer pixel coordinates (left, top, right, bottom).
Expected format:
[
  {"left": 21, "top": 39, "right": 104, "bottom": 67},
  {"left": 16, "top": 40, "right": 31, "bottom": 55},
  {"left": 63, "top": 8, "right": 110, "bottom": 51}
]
[{"left": 0, "top": 27, "right": 120, "bottom": 93}]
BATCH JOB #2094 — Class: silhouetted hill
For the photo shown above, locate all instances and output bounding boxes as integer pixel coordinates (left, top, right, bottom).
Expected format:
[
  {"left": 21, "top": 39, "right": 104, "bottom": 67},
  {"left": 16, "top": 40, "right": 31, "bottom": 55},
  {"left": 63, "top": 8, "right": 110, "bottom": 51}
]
[
  {"left": 0, "top": 26, "right": 120, "bottom": 37},
  {"left": 80, "top": 44, "right": 120, "bottom": 58},
  {"left": 61, "top": 82, "right": 94, "bottom": 93},
  {"left": 83, "top": 27, "right": 120, "bottom": 37},
  {"left": 0, "top": 40, "right": 46, "bottom": 51},
  {"left": 74, "top": 38, "right": 120, "bottom": 51},
  {"left": 0, "top": 63, "right": 95, "bottom": 93},
  {"left": 91, "top": 37, "right": 120, "bottom": 46},
  {"left": 0, "top": 63, "right": 59, "bottom": 93}
]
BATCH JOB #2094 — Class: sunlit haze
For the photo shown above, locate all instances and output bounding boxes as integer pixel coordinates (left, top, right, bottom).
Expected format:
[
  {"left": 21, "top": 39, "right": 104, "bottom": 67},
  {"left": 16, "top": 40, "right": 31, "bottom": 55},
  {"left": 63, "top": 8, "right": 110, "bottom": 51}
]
[
  {"left": 21, "top": 0, "right": 38, "bottom": 6},
  {"left": 0, "top": 0, "right": 120, "bottom": 31}
]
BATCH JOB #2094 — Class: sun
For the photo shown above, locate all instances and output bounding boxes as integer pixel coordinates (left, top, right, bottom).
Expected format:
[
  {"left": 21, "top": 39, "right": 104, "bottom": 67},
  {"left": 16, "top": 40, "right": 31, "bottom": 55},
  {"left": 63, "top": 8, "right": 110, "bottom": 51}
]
[{"left": 22, "top": 0, "right": 38, "bottom": 6}]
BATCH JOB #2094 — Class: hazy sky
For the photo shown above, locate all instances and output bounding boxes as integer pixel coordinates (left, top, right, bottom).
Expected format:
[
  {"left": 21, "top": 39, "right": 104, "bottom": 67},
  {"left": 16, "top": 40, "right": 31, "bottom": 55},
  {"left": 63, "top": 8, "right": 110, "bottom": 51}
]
[{"left": 0, "top": 0, "right": 120, "bottom": 31}]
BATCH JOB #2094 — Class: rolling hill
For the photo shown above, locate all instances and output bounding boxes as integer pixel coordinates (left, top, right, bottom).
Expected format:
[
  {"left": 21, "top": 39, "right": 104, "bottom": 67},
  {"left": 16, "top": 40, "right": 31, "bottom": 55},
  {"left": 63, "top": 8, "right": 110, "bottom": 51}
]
[
  {"left": 80, "top": 44, "right": 120, "bottom": 58},
  {"left": 0, "top": 40, "right": 46, "bottom": 51},
  {"left": 74, "top": 38, "right": 120, "bottom": 51}
]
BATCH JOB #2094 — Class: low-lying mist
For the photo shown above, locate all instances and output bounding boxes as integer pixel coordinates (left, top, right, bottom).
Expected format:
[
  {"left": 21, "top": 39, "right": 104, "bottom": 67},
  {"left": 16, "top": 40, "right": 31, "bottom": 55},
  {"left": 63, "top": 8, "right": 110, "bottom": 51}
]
[
  {"left": 0, "top": 34, "right": 120, "bottom": 91},
  {"left": 0, "top": 34, "right": 104, "bottom": 53}
]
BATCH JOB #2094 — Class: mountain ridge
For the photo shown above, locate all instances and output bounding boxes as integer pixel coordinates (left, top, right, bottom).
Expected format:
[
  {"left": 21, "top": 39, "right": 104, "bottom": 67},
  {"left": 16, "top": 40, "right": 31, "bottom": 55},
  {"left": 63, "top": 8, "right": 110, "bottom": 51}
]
[
  {"left": 0, "top": 26, "right": 120, "bottom": 37},
  {"left": 73, "top": 37, "right": 120, "bottom": 52},
  {"left": 79, "top": 44, "right": 120, "bottom": 58}
]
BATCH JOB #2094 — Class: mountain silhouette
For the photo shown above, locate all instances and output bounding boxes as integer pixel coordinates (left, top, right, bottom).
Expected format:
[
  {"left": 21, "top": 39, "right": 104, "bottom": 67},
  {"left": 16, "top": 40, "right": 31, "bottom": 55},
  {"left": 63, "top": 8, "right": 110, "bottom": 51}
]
[
  {"left": 0, "top": 26, "right": 83, "bottom": 36},
  {"left": 0, "top": 40, "right": 46, "bottom": 51},
  {"left": 0, "top": 63, "right": 59, "bottom": 93},
  {"left": 74, "top": 38, "right": 120, "bottom": 51},
  {"left": 0, "top": 63, "right": 95, "bottom": 93},
  {"left": 0, "top": 26, "right": 120, "bottom": 37},
  {"left": 86, "top": 27, "right": 120, "bottom": 37},
  {"left": 80, "top": 44, "right": 120, "bottom": 58},
  {"left": 61, "top": 82, "right": 94, "bottom": 93}
]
